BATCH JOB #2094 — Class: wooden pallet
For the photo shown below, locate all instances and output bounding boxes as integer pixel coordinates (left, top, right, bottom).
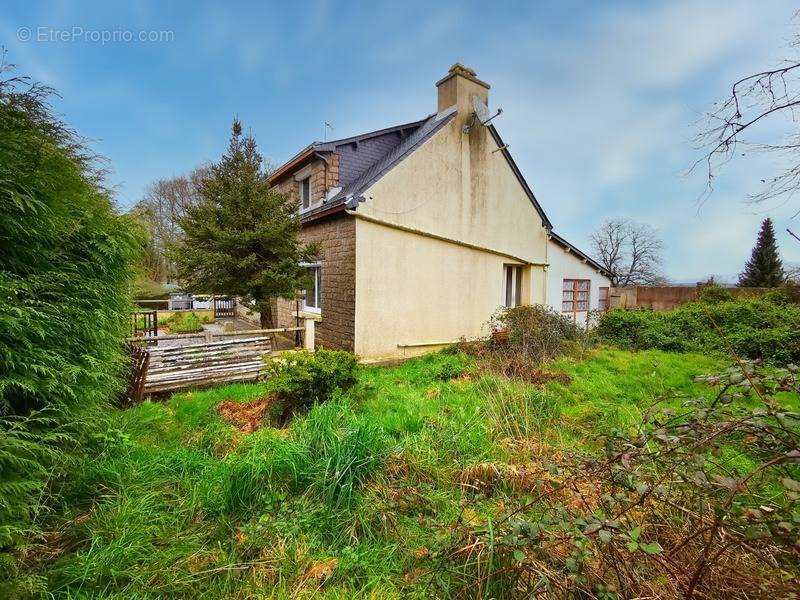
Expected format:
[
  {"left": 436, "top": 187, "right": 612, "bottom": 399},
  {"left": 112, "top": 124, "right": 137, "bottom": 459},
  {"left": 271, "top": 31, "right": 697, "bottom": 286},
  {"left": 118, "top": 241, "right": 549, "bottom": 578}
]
[{"left": 143, "top": 336, "right": 272, "bottom": 394}]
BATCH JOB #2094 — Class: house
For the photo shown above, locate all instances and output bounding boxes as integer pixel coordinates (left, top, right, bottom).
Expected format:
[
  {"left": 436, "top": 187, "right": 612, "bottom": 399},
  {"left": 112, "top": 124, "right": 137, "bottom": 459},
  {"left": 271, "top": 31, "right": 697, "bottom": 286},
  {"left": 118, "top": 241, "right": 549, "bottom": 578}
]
[{"left": 268, "top": 64, "right": 612, "bottom": 360}]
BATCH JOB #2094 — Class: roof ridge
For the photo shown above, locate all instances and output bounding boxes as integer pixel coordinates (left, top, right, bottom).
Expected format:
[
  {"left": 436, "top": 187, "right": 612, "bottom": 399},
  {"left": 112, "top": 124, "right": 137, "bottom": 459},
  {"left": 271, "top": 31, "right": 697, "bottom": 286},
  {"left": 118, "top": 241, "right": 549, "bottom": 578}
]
[
  {"left": 298, "top": 107, "right": 458, "bottom": 221},
  {"left": 339, "top": 106, "right": 457, "bottom": 204},
  {"left": 313, "top": 114, "right": 433, "bottom": 149}
]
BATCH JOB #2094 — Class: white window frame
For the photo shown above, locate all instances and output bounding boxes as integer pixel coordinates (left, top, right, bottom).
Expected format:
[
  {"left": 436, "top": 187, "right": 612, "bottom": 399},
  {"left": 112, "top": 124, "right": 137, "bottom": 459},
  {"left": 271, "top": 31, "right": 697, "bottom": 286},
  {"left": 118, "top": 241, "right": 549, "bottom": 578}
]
[
  {"left": 503, "top": 265, "right": 523, "bottom": 308},
  {"left": 294, "top": 164, "right": 316, "bottom": 213},
  {"left": 299, "top": 177, "right": 311, "bottom": 210},
  {"left": 300, "top": 262, "right": 321, "bottom": 314}
]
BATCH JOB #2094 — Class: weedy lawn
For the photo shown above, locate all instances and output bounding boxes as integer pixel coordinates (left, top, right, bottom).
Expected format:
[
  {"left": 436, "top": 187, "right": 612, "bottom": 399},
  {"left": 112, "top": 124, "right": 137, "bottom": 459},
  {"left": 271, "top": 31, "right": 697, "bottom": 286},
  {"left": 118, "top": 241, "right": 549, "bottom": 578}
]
[{"left": 29, "top": 348, "right": 739, "bottom": 598}]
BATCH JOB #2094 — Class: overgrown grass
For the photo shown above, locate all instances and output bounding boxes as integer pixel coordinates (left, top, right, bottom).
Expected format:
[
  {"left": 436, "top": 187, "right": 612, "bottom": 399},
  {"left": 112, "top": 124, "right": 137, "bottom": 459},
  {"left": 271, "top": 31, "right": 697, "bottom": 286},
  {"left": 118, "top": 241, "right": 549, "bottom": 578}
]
[{"left": 20, "top": 348, "right": 755, "bottom": 598}]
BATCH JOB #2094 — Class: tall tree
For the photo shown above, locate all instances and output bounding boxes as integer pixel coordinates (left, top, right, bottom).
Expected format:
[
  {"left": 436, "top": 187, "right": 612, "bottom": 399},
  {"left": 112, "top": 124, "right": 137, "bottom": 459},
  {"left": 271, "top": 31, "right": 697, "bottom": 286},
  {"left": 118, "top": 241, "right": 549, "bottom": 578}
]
[
  {"left": 590, "top": 218, "right": 665, "bottom": 287},
  {"left": 738, "top": 218, "right": 785, "bottom": 287},
  {"left": 173, "top": 119, "right": 313, "bottom": 328}
]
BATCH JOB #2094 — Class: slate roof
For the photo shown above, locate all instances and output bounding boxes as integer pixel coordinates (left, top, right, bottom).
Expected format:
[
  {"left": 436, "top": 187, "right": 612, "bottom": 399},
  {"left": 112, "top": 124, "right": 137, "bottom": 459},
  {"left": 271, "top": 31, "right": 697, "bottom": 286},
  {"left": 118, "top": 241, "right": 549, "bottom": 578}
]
[
  {"left": 293, "top": 107, "right": 458, "bottom": 221},
  {"left": 271, "top": 107, "right": 551, "bottom": 230},
  {"left": 313, "top": 118, "right": 428, "bottom": 187}
]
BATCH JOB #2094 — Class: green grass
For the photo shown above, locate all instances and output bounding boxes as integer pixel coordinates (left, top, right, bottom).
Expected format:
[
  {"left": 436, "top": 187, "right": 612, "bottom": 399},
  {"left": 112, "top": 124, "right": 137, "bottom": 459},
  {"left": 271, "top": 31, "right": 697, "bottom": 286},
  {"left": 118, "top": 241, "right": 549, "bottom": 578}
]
[{"left": 24, "top": 347, "right": 737, "bottom": 598}]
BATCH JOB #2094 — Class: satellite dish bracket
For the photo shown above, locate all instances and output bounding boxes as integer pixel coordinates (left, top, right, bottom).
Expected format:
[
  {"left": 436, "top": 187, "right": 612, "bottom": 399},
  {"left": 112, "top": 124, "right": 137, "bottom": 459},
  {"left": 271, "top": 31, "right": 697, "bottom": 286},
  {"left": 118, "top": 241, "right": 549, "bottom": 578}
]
[{"left": 463, "top": 95, "right": 503, "bottom": 134}]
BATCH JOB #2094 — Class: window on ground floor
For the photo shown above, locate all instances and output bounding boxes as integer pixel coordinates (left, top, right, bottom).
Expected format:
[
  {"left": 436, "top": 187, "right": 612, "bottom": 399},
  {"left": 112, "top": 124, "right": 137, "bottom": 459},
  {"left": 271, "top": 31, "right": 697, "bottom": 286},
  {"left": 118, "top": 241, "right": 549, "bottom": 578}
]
[
  {"left": 598, "top": 286, "right": 609, "bottom": 311},
  {"left": 562, "top": 279, "right": 590, "bottom": 317},
  {"left": 504, "top": 265, "right": 523, "bottom": 308},
  {"left": 302, "top": 264, "right": 321, "bottom": 312}
]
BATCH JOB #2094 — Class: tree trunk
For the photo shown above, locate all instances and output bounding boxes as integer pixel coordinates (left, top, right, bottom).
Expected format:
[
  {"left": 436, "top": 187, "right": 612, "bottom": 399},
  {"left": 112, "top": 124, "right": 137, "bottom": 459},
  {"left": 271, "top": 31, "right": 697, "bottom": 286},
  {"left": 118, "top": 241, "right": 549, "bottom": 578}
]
[{"left": 258, "top": 299, "right": 275, "bottom": 329}]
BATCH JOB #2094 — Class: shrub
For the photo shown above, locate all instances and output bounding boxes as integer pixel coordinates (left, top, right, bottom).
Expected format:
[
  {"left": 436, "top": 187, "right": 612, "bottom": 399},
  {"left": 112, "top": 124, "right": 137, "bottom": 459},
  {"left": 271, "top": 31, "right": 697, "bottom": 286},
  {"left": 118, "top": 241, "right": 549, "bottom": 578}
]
[
  {"left": 427, "top": 352, "right": 472, "bottom": 381},
  {"left": 598, "top": 295, "right": 800, "bottom": 362},
  {"left": 697, "top": 283, "right": 733, "bottom": 303},
  {"left": 781, "top": 280, "right": 800, "bottom": 304},
  {"left": 0, "top": 69, "right": 139, "bottom": 589},
  {"left": 440, "top": 361, "right": 800, "bottom": 599},
  {"left": 488, "top": 305, "right": 585, "bottom": 364},
  {"left": 265, "top": 350, "right": 360, "bottom": 420},
  {"left": 132, "top": 279, "right": 171, "bottom": 300},
  {"left": 167, "top": 312, "right": 204, "bottom": 333}
]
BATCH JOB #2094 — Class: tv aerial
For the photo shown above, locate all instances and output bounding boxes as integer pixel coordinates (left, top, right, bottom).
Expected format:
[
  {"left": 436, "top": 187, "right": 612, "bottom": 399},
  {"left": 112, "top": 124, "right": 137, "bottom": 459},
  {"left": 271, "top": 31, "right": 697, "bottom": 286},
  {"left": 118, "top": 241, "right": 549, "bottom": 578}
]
[{"left": 463, "top": 95, "right": 502, "bottom": 134}]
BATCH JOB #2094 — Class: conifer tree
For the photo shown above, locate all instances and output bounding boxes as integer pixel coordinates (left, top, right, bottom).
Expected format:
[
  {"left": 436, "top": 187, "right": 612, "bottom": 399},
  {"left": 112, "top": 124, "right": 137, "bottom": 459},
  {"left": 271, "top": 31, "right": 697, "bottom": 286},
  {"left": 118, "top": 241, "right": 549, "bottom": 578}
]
[
  {"left": 738, "top": 218, "right": 785, "bottom": 287},
  {"left": 174, "top": 119, "right": 314, "bottom": 327}
]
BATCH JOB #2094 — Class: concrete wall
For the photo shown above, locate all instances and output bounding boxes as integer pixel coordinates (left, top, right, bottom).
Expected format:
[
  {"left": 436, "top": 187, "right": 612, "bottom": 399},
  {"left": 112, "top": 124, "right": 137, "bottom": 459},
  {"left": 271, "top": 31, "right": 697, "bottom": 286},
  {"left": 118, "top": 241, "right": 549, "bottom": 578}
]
[
  {"left": 234, "top": 300, "right": 261, "bottom": 327},
  {"left": 352, "top": 109, "right": 550, "bottom": 360},
  {"left": 357, "top": 114, "right": 549, "bottom": 267},
  {"left": 546, "top": 240, "right": 612, "bottom": 324},
  {"left": 354, "top": 218, "right": 546, "bottom": 360},
  {"left": 610, "top": 285, "right": 770, "bottom": 311}
]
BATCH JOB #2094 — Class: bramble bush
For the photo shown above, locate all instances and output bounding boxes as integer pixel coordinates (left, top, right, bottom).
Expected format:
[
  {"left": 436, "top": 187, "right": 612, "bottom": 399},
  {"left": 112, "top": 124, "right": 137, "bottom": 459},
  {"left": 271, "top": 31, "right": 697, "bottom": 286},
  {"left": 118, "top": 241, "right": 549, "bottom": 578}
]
[
  {"left": 264, "top": 350, "right": 360, "bottom": 420},
  {"left": 438, "top": 360, "right": 800, "bottom": 599},
  {"left": 597, "top": 293, "right": 800, "bottom": 363},
  {"left": 488, "top": 305, "right": 586, "bottom": 364}
]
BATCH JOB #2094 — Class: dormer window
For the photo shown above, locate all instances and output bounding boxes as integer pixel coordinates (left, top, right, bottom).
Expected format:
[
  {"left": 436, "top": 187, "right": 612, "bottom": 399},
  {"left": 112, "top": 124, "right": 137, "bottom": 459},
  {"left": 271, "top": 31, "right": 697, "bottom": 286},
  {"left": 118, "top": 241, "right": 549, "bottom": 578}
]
[{"left": 299, "top": 177, "right": 311, "bottom": 210}]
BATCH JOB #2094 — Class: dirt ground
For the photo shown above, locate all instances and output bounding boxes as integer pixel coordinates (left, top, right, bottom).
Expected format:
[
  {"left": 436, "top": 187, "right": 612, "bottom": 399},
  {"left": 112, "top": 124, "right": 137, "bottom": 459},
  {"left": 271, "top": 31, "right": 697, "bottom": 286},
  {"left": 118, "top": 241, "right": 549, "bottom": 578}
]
[{"left": 216, "top": 396, "right": 273, "bottom": 432}]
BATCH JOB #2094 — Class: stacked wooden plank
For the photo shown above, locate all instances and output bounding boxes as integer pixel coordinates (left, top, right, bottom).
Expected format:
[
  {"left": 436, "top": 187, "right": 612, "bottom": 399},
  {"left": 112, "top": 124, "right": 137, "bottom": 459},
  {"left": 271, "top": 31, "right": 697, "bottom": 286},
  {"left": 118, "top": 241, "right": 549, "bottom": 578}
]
[
  {"left": 119, "top": 341, "right": 150, "bottom": 405},
  {"left": 143, "top": 337, "right": 272, "bottom": 394}
]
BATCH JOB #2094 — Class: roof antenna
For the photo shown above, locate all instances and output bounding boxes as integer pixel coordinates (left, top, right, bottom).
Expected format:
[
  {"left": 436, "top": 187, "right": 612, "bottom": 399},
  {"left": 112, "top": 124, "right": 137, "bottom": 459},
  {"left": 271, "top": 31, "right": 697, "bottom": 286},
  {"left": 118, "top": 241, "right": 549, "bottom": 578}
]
[{"left": 324, "top": 121, "right": 333, "bottom": 142}]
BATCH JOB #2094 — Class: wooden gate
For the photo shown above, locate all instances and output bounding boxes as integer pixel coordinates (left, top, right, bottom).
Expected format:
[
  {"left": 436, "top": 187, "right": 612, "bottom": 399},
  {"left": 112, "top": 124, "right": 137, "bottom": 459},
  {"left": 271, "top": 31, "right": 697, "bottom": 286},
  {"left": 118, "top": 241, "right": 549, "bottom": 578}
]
[
  {"left": 131, "top": 310, "right": 158, "bottom": 337},
  {"left": 214, "top": 297, "right": 235, "bottom": 318}
]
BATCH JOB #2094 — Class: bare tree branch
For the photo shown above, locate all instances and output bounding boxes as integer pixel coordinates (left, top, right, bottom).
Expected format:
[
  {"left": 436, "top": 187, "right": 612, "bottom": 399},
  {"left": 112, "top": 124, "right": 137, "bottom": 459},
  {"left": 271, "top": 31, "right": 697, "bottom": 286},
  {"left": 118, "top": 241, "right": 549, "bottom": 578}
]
[
  {"left": 693, "top": 13, "right": 800, "bottom": 204},
  {"left": 129, "top": 166, "right": 210, "bottom": 282}
]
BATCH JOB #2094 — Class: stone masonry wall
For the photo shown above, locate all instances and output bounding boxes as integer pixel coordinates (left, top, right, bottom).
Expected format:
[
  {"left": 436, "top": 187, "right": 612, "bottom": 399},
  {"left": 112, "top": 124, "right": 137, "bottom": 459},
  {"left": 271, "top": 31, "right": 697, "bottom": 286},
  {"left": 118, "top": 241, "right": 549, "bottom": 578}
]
[
  {"left": 272, "top": 153, "right": 338, "bottom": 206},
  {"left": 275, "top": 214, "right": 356, "bottom": 351},
  {"left": 270, "top": 151, "right": 352, "bottom": 350}
]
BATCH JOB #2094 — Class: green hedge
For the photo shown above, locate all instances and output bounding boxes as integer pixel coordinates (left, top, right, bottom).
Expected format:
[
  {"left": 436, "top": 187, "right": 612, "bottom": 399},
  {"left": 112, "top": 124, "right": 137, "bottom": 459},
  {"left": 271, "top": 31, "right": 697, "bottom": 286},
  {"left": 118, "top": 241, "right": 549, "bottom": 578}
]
[
  {"left": 597, "top": 294, "right": 800, "bottom": 363},
  {"left": 0, "top": 71, "right": 139, "bottom": 593}
]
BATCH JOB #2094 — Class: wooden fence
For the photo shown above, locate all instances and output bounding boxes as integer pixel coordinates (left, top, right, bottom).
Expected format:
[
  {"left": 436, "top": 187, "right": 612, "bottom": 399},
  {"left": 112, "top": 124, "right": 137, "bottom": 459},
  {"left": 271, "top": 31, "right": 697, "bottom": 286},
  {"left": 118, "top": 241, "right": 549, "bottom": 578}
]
[
  {"left": 119, "top": 341, "right": 150, "bottom": 405},
  {"left": 143, "top": 337, "right": 273, "bottom": 394},
  {"left": 130, "top": 310, "right": 158, "bottom": 337},
  {"left": 124, "top": 320, "right": 315, "bottom": 398}
]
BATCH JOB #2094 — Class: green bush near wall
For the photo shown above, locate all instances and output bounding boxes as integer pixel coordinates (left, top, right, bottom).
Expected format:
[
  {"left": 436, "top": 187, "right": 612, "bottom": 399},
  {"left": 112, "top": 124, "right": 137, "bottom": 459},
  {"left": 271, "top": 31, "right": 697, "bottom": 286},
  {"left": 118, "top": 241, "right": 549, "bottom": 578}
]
[{"left": 597, "top": 292, "right": 800, "bottom": 363}]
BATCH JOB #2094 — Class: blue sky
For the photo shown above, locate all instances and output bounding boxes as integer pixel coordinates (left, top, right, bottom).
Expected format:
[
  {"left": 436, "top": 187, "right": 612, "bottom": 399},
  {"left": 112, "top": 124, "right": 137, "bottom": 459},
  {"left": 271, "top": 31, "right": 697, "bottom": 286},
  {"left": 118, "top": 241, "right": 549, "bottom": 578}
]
[{"left": 3, "top": 0, "right": 800, "bottom": 281}]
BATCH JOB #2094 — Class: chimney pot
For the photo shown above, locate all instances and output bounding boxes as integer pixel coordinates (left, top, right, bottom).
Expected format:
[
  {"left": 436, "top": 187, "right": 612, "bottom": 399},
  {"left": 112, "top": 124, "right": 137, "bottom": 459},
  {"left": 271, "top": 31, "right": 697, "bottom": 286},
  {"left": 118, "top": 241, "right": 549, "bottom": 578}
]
[{"left": 436, "top": 62, "right": 490, "bottom": 115}]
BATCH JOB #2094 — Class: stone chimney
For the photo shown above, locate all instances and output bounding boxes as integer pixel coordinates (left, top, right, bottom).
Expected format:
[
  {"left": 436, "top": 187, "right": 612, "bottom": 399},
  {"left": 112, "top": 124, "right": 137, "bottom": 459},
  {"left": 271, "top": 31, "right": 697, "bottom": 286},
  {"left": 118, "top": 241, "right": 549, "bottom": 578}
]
[{"left": 436, "top": 63, "right": 490, "bottom": 115}]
